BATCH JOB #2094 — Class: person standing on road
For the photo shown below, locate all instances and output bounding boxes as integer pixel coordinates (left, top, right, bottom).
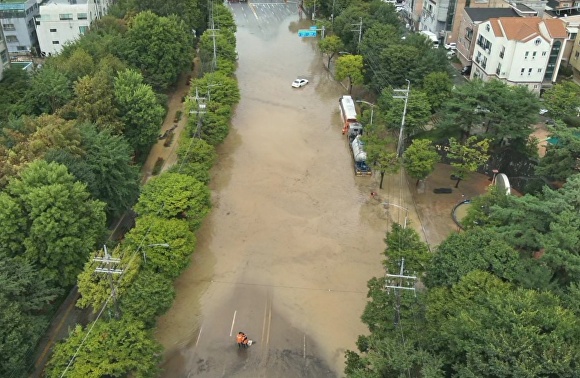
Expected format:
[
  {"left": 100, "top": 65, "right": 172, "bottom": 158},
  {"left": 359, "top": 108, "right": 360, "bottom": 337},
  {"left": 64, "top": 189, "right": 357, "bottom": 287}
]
[{"left": 236, "top": 332, "right": 246, "bottom": 348}]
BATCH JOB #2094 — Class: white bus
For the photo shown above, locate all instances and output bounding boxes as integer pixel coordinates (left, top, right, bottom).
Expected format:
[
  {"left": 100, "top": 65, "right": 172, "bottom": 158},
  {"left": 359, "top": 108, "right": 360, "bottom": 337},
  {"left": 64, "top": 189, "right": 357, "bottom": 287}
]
[{"left": 339, "top": 95, "right": 363, "bottom": 138}]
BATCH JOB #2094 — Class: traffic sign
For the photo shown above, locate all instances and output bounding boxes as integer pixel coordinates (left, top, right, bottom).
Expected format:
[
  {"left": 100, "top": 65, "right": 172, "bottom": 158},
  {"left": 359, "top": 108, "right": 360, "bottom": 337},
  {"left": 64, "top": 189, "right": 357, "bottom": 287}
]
[
  {"left": 310, "top": 26, "right": 318, "bottom": 30},
  {"left": 298, "top": 29, "right": 317, "bottom": 38}
]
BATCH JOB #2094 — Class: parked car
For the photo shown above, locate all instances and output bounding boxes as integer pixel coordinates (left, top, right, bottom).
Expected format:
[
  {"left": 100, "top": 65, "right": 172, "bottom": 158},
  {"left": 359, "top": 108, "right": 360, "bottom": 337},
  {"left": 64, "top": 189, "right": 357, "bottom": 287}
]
[
  {"left": 447, "top": 50, "right": 456, "bottom": 59},
  {"left": 460, "top": 65, "right": 472, "bottom": 75},
  {"left": 291, "top": 78, "right": 309, "bottom": 88},
  {"left": 444, "top": 42, "right": 457, "bottom": 50}
]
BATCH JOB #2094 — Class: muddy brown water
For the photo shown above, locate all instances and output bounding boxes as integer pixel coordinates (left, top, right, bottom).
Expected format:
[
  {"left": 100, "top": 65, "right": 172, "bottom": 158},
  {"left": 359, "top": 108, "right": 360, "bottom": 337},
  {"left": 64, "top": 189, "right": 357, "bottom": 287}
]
[{"left": 154, "top": 2, "right": 394, "bottom": 376}]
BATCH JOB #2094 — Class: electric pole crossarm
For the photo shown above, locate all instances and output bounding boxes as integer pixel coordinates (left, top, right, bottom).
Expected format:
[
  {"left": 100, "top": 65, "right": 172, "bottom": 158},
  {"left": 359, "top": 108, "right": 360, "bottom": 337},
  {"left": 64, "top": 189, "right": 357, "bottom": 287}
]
[
  {"left": 385, "top": 285, "right": 416, "bottom": 290},
  {"left": 95, "top": 268, "right": 124, "bottom": 274},
  {"left": 385, "top": 273, "right": 417, "bottom": 279},
  {"left": 93, "top": 257, "right": 121, "bottom": 263}
]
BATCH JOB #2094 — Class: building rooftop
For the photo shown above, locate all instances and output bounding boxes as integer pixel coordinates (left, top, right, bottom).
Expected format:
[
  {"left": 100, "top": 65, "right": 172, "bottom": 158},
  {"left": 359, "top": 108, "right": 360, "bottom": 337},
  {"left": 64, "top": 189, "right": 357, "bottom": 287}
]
[
  {"left": 488, "top": 16, "right": 567, "bottom": 41},
  {"left": 39, "top": 0, "right": 88, "bottom": 5},
  {"left": 0, "top": 0, "right": 29, "bottom": 3},
  {"left": 514, "top": 3, "right": 536, "bottom": 13},
  {"left": 464, "top": 7, "right": 521, "bottom": 22}
]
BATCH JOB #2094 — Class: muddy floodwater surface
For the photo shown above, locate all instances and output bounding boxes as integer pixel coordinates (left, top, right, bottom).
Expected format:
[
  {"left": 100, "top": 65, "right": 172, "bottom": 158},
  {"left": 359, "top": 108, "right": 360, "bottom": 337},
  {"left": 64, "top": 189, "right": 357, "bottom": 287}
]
[{"left": 155, "top": 2, "right": 393, "bottom": 376}]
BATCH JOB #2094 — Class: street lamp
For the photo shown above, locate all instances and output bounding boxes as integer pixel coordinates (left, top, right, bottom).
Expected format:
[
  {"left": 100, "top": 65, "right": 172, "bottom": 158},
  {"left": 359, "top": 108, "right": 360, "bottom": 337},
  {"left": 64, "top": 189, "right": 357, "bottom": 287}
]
[
  {"left": 356, "top": 100, "right": 375, "bottom": 126},
  {"left": 142, "top": 243, "right": 170, "bottom": 265},
  {"left": 381, "top": 202, "right": 409, "bottom": 229}
]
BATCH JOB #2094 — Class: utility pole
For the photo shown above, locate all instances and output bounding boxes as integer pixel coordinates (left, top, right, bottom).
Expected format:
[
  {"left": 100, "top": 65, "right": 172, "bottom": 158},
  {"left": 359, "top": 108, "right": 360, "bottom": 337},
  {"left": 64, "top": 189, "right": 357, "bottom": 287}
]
[
  {"left": 351, "top": 17, "right": 362, "bottom": 52},
  {"left": 385, "top": 258, "right": 416, "bottom": 326},
  {"left": 207, "top": 28, "right": 219, "bottom": 71},
  {"left": 312, "top": 0, "right": 316, "bottom": 20},
  {"left": 393, "top": 79, "right": 411, "bottom": 157},
  {"left": 93, "top": 245, "right": 123, "bottom": 319},
  {"left": 189, "top": 87, "right": 207, "bottom": 138}
]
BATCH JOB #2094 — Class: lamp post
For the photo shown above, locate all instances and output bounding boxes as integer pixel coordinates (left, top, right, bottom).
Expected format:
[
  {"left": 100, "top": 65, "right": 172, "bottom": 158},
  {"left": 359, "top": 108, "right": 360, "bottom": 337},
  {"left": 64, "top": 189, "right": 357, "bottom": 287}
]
[
  {"left": 381, "top": 202, "right": 409, "bottom": 229},
  {"left": 142, "top": 243, "right": 170, "bottom": 265},
  {"left": 356, "top": 100, "right": 375, "bottom": 126}
]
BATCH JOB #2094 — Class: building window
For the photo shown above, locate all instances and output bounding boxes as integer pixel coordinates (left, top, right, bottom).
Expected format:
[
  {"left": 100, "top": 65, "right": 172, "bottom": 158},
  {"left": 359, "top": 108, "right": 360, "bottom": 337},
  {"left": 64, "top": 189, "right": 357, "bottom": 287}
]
[
  {"left": 496, "top": 63, "right": 502, "bottom": 75},
  {"left": 532, "top": 51, "right": 537, "bottom": 59},
  {"left": 575, "top": 51, "right": 580, "bottom": 59},
  {"left": 534, "top": 38, "right": 542, "bottom": 46},
  {"left": 77, "top": 13, "right": 88, "bottom": 20},
  {"left": 52, "top": 41, "right": 60, "bottom": 44},
  {"left": 520, "top": 68, "right": 525, "bottom": 75},
  {"left": 16, "top": 46, "right": 27, "bottom": 51},
  {"left": 486, "top": 24, "right": 490, "bottom": 32},
  {"left": 50, "top": 28, "right": 57, "bottom": 32},
  {"left": 525, "top": 51, "right": 529, "bottom": 59},
  {"left": 59, "top": 14, "right": 73, "bottom": 20},
  {"left": 538, "top": 68, "right": 542, "bottom": 73},
  {"left": 569, "top": 33, "right": 577, "bottom": 40},
  {"left": 534, "top": 85, "right": 538, "bottom": 89},
  {"left": 542, "top": 51, "right": 547, "bottom": 56},
  {"left": 79, "top": 26, "right": 88, "bottom": 35},
  {"left": 528, "top": 68, "right": 532, "bottom": 76},
  {"left": 5, "top": 35, "right": 18, "bottom": 43},
  {"left": 0, "top": 50, "right": 8, "bottom": 63},
  {"left": 499, "top": 46, "right": 505, "bottom": 58},
  {"left": 2, "top": 23, "right": 15, "bottom": 31}
]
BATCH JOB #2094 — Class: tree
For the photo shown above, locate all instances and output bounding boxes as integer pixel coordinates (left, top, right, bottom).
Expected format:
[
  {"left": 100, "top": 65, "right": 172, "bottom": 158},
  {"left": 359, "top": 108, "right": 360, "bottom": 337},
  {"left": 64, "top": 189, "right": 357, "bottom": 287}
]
[
  {"left": 0, "top": 67, "right": 31, "bottom": 121},
  {"left": 378, "top": 88, "right": 432, "bottom": 137},
  {"left": 383, "top": 223, "right": 431, "bottom": 276},
  {"left": 76, "top": 245, "right": 140, "bottom": 312},
  {"left": 421, "top": 72, "right": 452, "bottom": 112},
  {"left": 543, "top": 80, "right": 580, "bottom": 121},
  {"left": 425, "top": 228, "right": 526, "bottom": 289},
  {"left": 124, "top": 215, "right": 196, "bottom": 279},
  {"left": 364, "top": 133, "right": 400, "bottom": 189},
  {"left": 319, "top": 35, "right": 344, "bottom": 69},
  {"left": 198, "top": 102, "right": 233, "bottom": 146},
  {"left": 426, "top": 271, "right": 580, "bottom": 377},
  {"left": 535, "top": 126, "right": 580, "bottom": 182},
  {"left": 64, "top": 70, "right": 123, "bottom": 133},
  {"left": 133, "top": 0, "right": 205, "bottom": 32},
  {"left": 57, "top": 48, "right": 96, "bottom": 82},
  {"left": 134, "top": 172, "right": 211, "bottom": 231},
  {"left": 3, "top": 160, "right": 106, "bottom": 287},
  {"left": 189, "top": 71, "right": 240, "bottom": 106},
  {"left": 45, "top": 319, "right": 162, "bottom": 378},
  {"left": 122, "top": 11, "right": 194, "bottom": 91},
  {"left": 0, "top": 257, "right": 61, "bottom": 378},
  {"left": 114, "top": 69, "right": 165, "bottom": 158},
  {"left": 199, "top": 28, "right": 237, "bottom": 69},
  {"left": 403, "top": 139, "right": 440, "bottom": 185},
  {"left": 26, "top": 66, "right": 73, "bottom": 115},
  {"left": 447, "top": 136, "right": 490, "bottom": 188},
  {"left": 335, "top": 54, "right": 364, "bottom": 94},
  {"left": 119, "top": 270, "right": 175, "bottom": 327},
  {"left": 171, "top": 137, "right": 217, "bottom": 184}
]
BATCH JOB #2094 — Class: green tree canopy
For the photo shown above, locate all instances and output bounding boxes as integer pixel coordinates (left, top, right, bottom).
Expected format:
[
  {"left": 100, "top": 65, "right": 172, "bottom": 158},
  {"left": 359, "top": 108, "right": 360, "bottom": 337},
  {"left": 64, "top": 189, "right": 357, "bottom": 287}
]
[
  {"left": 189, "top": 71, "right": 240, "bottom": 106},
  {"left": 421, "top": 72, "right": 452, "bottom": 112},
  {"left": 2, "top": 160, "right": 105, "bottom": 287},
  {"left": 26, "top": 66, "right": 73, "bottom": 115},
  {"left": 447, "top": 136, "right": 490, "bottom": 188},
  {"left": 319, "top": 35, "right": 344, "bottom": 69},
  {"left": 45, "top": 319, "right": 162, "bottom": 378},
  {"left": 403, "top": 139, "right": 440, "bottom": 185},
  {"left": 378, "top": 88, "right": 431, "bottom": 137},
  {"left": 335, "top": 54, "right": 364, "bottom": 94},
  {"left": 535, "top": 126, "right": 580, "bottom": 182},
  {"left": 114, "top": 69, "right": 165, "bottom": 158},
  {"left": 122, "top": 11, "right": 194, "bottom": 91},
  {"left": 383, "top": 223, "right": 431, "bottom": 276},
  {"left": 134, "top": 172, "right": 211, "bottom": 231},
  {"left": 171, "top": 136, "right": 217, "bottom": 184},
  {"left": 543, "top": 80, "right": 580, "bottom": 121},
  {"left": 124, "top": 215, "right": 196, "bottom": 279}
]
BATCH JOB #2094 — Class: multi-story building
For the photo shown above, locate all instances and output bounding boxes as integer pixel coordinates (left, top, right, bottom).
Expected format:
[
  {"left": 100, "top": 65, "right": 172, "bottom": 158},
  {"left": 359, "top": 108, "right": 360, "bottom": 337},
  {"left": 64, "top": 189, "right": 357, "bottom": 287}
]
[
  {"left": 470, "top": 17, "right": 567, "bottom": 93},
  {"left": 0, "top": 23, "right": 9, "bottom": 80},
  {"left": 0, "top": 0, "right": 40, "bottom": 55},
  {"left": 35, "top": 0, "right": 110, "bottom": 56},
  {"left": 456, "top": 7, "right": 523, "bottom": 67},
  {"left": 568, "top": 23, "right": 580, "bottom": 81}
]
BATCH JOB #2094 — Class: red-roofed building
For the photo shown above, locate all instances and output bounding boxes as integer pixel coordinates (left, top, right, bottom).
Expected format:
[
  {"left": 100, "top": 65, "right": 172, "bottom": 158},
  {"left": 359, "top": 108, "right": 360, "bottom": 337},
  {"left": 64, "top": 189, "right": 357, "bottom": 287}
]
[{"left": 471, "top": 16, "right": 568, "bottom": 93}]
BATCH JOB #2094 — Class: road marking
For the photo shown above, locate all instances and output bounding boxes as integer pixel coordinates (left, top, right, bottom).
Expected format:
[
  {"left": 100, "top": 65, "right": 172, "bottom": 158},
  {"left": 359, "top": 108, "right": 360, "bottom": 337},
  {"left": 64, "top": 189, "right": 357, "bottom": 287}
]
[
  {"left": 261, "top": 301, "right": 268, "bottom": 346},
  {"left": 249, "top": 2, "right": 259, "bottom": 20},
  {"left": 195, "top": 326, "right": 203, "bottom": 347},
  {"left": 229, "top": 310, "right": 237, "bottom": 337},
  {"left": 266, "top": 301, "right": 272, "bottom": 345},
  {"left": 303, "top": 334, "right": 306, "bottom": 359}
]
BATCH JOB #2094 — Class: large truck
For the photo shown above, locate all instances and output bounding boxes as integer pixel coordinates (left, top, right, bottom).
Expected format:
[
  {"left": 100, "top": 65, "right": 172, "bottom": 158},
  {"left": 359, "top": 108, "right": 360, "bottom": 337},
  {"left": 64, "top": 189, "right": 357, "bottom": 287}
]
[
  {"left": 351, "top": 135, "right": 372, "bottom": 176},
  {"left": 339, "top": 95, "right": 364, "bottom": 141},
  {"left": 419, "top": 30, "right": 439, "bottom": 48}
]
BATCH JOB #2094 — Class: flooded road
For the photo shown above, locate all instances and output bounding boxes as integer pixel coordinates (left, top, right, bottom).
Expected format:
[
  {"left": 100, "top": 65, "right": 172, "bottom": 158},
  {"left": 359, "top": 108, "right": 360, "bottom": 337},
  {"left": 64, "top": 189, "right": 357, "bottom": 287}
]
[{"left": 155, "top": 1, "right": 390, "bottom": 376}]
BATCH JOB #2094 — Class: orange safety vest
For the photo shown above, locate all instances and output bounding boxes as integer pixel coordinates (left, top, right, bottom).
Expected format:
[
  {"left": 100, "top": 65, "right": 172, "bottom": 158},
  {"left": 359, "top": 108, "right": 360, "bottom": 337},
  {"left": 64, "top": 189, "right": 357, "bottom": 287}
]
[{"left": 236, "top": 334, "right": 245, "bottom": 343}]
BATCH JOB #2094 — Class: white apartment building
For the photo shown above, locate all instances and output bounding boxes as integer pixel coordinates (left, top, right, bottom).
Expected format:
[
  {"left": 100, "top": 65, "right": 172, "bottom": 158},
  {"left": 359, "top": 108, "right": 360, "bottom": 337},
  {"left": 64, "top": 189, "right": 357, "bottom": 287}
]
[
  {"left": 471, "top": 17, "right": 567, "bottom": 93},
  {"left": 35, "top": 0, "right": 110, "bottom": 56},
  {"left": 0, "top": 24, "right": 9, "bottom": 80},
  {"left": 0, "top": 0, "right": 40, "bottom": 55}
]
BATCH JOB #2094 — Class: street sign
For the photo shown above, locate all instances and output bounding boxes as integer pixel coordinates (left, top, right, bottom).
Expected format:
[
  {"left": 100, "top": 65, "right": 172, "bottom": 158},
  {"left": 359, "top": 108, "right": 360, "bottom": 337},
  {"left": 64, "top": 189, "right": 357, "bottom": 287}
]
[
  {"left": 310, "top": 26, "right": 318, "bottom": 30},
  {"left": 298, "top": 29, "right": 317, "bottom": 38}
]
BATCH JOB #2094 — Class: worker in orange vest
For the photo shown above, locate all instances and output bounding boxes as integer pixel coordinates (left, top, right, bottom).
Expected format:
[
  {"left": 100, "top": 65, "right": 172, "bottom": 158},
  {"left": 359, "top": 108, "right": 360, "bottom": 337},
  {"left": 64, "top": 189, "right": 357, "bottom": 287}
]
[{"left": 236, "top": 332, "right": 246, "bottom": 348}]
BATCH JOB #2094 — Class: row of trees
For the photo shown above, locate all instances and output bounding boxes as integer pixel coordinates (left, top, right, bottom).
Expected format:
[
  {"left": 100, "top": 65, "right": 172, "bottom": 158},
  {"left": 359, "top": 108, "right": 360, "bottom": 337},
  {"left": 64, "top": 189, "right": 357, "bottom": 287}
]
[
  {"left": 346, "top": 175, "right": 580, "bottom": 377},
  {"left": 0, "top": 0, "right": 220, "bottom": 375},
  {"left": 43, "top": 1, "right": 239, "bottom": 376}
]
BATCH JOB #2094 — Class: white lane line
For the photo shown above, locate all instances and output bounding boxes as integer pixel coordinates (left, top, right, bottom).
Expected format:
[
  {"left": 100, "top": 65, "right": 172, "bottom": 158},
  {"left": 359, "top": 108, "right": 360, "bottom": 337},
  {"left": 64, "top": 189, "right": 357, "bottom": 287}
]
[
  {"left": 303, "top": 334, "right": 306, "bottom": 359},
  {"left": 261, "top": 301, "right": 268, "bottom": 346},
  {"left": 266, "top": 303, "right": 272, "bottom": 345},
  {"left": 229, "top": 310, "right": 237, "bottom": 337},
  {"left": 195, "top": 327, "right": 203, "bottom": 347}
]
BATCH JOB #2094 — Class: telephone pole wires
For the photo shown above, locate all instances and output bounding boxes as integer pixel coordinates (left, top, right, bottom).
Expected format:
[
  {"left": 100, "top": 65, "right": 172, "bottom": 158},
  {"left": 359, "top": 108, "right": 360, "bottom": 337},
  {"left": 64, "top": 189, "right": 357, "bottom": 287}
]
[
  {"left": 93, "top": 245, "right": 124, "bottom": 319},
  {"left": 385, "top": 258, "right": 416, "bottom": 326},
  {"left": 352, "top": 17, "right": 363, "bottom": 52}
]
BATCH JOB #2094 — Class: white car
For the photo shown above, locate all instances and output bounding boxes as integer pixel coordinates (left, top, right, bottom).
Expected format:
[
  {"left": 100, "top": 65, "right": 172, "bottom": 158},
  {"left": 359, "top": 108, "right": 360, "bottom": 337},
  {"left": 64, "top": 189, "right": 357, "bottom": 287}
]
[
  {"left": 539, "top": 109, "right": 549, "bottom": 115},
  {"left": 291, "top": 78, "right": 309, "bottom": 88},
  {"left": 447, "top": 50, "right": 456, "bottom": 59},
  {"left": 444, "top": 42, "right": 457, "bottom": 50}
]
